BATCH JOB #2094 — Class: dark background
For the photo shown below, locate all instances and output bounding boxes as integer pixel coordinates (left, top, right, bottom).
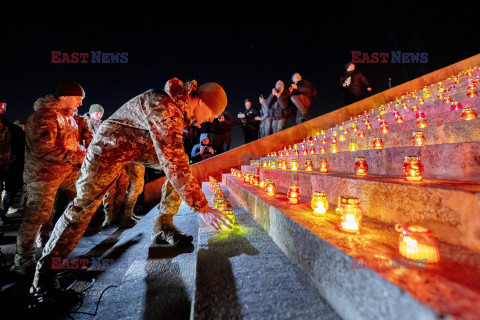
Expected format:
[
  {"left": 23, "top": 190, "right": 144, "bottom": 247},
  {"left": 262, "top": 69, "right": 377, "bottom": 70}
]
[{"left": 1, "top": 4, "right": 477, "bottom": 149}]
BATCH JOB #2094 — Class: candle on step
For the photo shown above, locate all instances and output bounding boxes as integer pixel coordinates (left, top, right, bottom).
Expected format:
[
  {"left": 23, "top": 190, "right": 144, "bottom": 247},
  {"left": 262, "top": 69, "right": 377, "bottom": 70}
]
[
  {"left": 287, "top": 185, "right": 300, "bottom": 205},
  {"left": 403, "top": 156, "right": 424, "bottom": 181},
  {"left": 354, "top": 157, "right": 368, "bottom": 176},
  {"left": 395, "top": 224, "right": 439, "bottom": 263},
  {"left": 311, "top": 191, "right": 328, "bottom": 216},
  {"left": 337, "top": 196, "right": 362, "bottom": 233}
]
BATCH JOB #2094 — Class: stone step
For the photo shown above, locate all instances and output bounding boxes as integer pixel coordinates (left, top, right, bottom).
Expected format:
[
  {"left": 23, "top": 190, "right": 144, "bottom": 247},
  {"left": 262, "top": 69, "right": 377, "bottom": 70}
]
[
  {"left": 258, "top": 140, "right": 480, "bottom": 183},
  {"left": 223, "top": 174, "right": 480, "bottom": 320},
  {"left": 192, "top": 183, "right": 341, "bottom": 319},
  {"left": 238, "top": 167, "right": 480, "bottom": 253},
  {"left": 272, "top": 102, "right": 479, "bottom": 154}
]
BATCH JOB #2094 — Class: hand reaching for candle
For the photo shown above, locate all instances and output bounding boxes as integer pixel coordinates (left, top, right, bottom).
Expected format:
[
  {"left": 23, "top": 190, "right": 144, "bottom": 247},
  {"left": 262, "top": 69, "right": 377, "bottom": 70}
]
[{"left": 198, "top": 205, "right": 233, "bottom": 230}]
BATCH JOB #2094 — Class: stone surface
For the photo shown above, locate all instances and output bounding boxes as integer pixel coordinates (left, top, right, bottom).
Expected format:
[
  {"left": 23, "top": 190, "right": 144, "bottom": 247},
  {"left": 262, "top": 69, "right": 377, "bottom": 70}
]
[
  {"left": 225, "top": 174, "right": 480, "bottom": 320},
  {"left": 193, "top": 183, "right": 341, "bottom": 320},
  {"left": 243, "top": 167, "right": 480, "bottom": 252}
]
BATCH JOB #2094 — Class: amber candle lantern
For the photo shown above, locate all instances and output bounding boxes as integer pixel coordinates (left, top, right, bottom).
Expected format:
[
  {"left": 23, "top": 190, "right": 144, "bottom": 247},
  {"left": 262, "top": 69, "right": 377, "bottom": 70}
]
[
  {"left": 372, "top": 137, "right": 384, "bottom": 149},
  {"left": 412, "top": 131, "right": 427, "bottom": 146},
  {"left": 461, "top": 107, "right": 477, "bottom": 121},
  {"left": 403, "top": 156, "right": 424, "bottom": 181},
  {"left": 319, "top": 159, "right": 329, "bottom": 173},
  {"left": 304, "top": 159, "right": 313, "bottom": 171},
  {"left": 395, "top": 224, "right": 439, "bottom": 263},
  {"left": 220, "top": 208, "right": 235, "bottom": 232},
  {"left": 311, "top": 191, "right": 328, "bottom": 216},
  {"left": 336, "top": 196, "right": 362, "bottom": 233}
]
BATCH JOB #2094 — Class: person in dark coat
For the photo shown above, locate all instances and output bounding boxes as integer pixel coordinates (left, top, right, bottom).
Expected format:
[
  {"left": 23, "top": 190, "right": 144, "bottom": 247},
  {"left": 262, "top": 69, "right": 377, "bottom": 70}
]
[
  {"left": 265, "top": 81, "right": 292, "bottom": 134},
  {"left": 340, "top": 62, "right": 372, "bottom": 105},
  {"left": 237, "top": 98, "right": 261, "bottom": 143},
  {"left": 212, "top": 110, "right": 234, "bottom": 153},
  {"left": 289, "top": 73, "right": 316, "bottom": 124}
]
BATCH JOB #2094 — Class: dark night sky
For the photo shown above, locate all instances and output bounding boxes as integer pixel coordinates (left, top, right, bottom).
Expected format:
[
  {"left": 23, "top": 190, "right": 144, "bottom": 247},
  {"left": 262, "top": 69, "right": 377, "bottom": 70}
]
[{"left": 1, "top": 4, "right": 478, "bottom": 148}]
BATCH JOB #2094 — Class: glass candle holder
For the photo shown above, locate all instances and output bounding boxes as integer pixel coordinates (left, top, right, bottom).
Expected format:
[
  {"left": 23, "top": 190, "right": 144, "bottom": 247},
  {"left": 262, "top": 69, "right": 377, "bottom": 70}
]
[
  {"left": 217, "top": 200, "right": 228, "bottom": 212},
  {"left": 403, "top": 156, "right": 424, "bottom": 181},
  {"left": 380, "top": 124, "right": 390, "bottom": 134},
  {"left": 276, "top": 160, "right": 283, "bottom": 170},
  {"left": 443, "top": 96, "right": 452, "bottom": 103},
  {"left": 266, "top": 179, "right": 276, "bottom": 196},
  {"left": 269, "top": 161, "right": 276, "bottom": 169},
  {"left": 287, "top": 185, "right": 300, "bottom": 205},
  {"left": 354, "top": 157, "right": 368, "bottom": 176},
  {"left": 412, "top": 105, "right": 419, "bottom": 111},
  {"left": 365, "top": 122, "right": 372, "bottom": 130},
  {"left": 281, "top": 160, "right": 288, "bottom": 170},
  {"left": 416, "top": 117, "right": 428, "bottom": 128},
  {"left": 450, "top": 101, "right": 463, "bottom": 111},
  {"left": 285, "top": 150, "right": 290, "bottom": 157},
  {"left": 319, "top": 146, "right": 326, "bottom": 154},
  {"left": 437, "top": 92, "right": 445, "bottom": 99},
  {"left": 302, "top": 148, "right": 308, "bottom": 155},
  {"left": 290, "top": 159, "right": 299, "bottom": 171},
  {"left": 252, "top": 174, "right": 260, "bottom": 186},
  {"left": 395, "top": 116, "right": 404, "bottom": 123},
  {"left": 336, "top": 196, "right": 362, "bottom": 233},
  {"left": 467, "top": 89, "right": 478, "bottom": 98},
  {"left": 412, "top": 131, "right": 427, "bottom": 146},
  {"left": 319, "top": 159, "right": 329, "bottom": 173},
  {"left": 339, "top": 135, "right": 346, "bottom": 142},
  {"left": 213, "top": 196, "right": 225, "bottom": 209},
  {"left": 305, "top": 159, "right": 313, "bottom": 171},
  {"left": 358, "top": 130, "right": 366, "bottom": 138},
  {"left": 294, "top": 149, "right": 299, "bottom": 156},
  {"left": 395, "top": 224, "right": 439, "bottom": 263},
  {"left": 309, "top": 147, "right": 316, "bottom": 155},
  {"left": 259, "top": 179, "right": 266, "bottom": 189},
  {"left": 321, "top": 137, "right": 327, "bottom": 144},
  {"left": 220, "top": 208, "right": 235, "bottom": 232},
  {"left": 330, "top": 144, "right": 338, "bottom": 153},
  {"left": 373, "top": 137, "right": 384, "bottom": 149},
  {"left": 243, "top": 173, "right": 250, "bottom": 183},
  {"left": 311, "top": 191, "right": 328, "bottom": 216},
  {"left": 461, "top": 107, "right": 477, "bottom": 121},
  {"left": 348, "top": 141, "right": 358, "bottom": 151},
  {"left": 331, "top": 136, "right": 337, "bottom": 144}
]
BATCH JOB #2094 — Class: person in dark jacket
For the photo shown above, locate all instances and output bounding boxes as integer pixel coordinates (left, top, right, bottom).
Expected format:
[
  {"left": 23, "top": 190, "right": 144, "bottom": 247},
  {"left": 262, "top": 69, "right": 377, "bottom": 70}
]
[
  {"left": 289, "top": 73, "right": 316, "bottom": 124},
  {"left": 212, "top": 110, "right": 234, "bottom": 153},
  {"left": 237, "top": 98, "right": 261, "bottom": 143},
  {"left": 340, "top": 62, "right": 371, "bottom": 105},
  {"left": 183, "top": 122, "right": 200, "bottom": 161},
  {"left": 191, "top": 133, "right": 215, "bottom": 163},
  {"left": 265, "top": 80, "right": 292, "bottom": 134},
  {"left": 258, "top": 94, "right": 271, "bottom": 138}
]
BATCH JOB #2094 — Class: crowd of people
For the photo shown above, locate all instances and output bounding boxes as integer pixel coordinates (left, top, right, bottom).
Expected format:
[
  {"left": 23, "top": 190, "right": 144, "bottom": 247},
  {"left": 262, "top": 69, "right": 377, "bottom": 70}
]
[{"left": 0, "top": 64, "right": 371, "bottom": 307}]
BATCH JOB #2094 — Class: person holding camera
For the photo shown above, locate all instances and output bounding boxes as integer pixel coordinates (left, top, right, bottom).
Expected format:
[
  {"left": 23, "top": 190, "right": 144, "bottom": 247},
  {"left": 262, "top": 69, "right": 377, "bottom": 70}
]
[
  {"left": 265, "top": 80, "right": 292, "bottom": 134},
  {"left": 191, "top": 133, "right": 215, "bottom": 163},
  {"left": 237, "top": 98, "right": 261, "bottom": 143}
]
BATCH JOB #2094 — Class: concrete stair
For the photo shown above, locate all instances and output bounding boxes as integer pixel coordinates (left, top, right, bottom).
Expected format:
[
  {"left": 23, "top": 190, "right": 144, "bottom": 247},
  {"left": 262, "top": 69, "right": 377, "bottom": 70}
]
[{"left": 221, "top": 66, "right": 480, "bottom": 319}]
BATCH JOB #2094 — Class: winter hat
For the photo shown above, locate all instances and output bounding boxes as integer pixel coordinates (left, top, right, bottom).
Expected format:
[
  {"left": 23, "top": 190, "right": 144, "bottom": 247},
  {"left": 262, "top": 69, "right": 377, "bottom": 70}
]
[
  {"left": 197, "top": 83, "right": 227, "bottom": 116},
  {"left": 54, "top": 80, "right": 85, "bottom": 97},
  {"left": 89, "top": 104, "right": 104, "bottom": 114}
]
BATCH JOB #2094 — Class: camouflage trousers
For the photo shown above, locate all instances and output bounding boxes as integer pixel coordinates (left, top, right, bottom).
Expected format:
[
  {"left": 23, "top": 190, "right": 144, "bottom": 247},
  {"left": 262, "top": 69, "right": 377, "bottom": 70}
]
[
  {"left": 15, "top": 165, "right": 79, "bottom": 266},
  {"left": 34, "top": 150, "right": 154, "bottom": 280},
  {"left": 103, "top": 163, "right": 145, "bottom": 225}
]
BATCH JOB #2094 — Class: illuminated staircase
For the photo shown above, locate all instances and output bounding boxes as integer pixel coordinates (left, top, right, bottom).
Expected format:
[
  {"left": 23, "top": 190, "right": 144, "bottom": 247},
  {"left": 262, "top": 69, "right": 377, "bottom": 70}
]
[{"left": 142, "top": 54, "right": 480, "bottom": 319}]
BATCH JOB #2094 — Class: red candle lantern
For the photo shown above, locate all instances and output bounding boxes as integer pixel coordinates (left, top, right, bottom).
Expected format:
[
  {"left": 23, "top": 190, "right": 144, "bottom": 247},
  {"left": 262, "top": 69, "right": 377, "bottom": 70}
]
[
  {"left": 467, "top": 89, "right": 478, "bottom": 98},
  {"left": 321, "top": 137, "right": 327, "bottom": 144},
  {"left": 294, "top": 149, "right": 299, "bottom": 156},
  {"left": 461, "top": 107, "right": 477, "bottom": 121},
  {"left": 305, "top": 159, "right": 313, "bottom": 171},
  {"left": 285, "top": 150, "right": 290, "bottom": 157},
  {"left": 319, "top": 159, "right": 329, "bottom": 173},
  {"left": 331, "top": 136, "right": 337, "bottom": 144},
  {"left": 443, "top": 96, "right": 452, "bottom": 103},
  {"left": 358, "top": 130, "right": 365, "bottom": 138},
  {"left": 416, "top": 117, "right": 428, "bottom": 128},
  {"left": 412, "top": 131, "right": 427, "bottom": 146},
  {"left": 319, "top": 146, "right": 326, "bottom": 154},
  {"left": 287, "top": 185, "right": 300, "bottom": 205},
  {"left": 411, "top": 105, "right": 419, "bottom": 111},
  {"left": 309, "top": 147, "right": 316, "bottom": 155},
  {"left": 373, "top": 137, "right": 384, "bottom": 149},
  {"left": 450, "top": 101, "right": 463, "bottom": 111},
  {"left": 336, "top": 196, "right": 362, "bottom": 233},
  {"left": 403, "top": 156, "right": 424, "bottom": 181},
  {"left": 302, "top": 148, "right": 308, "bottom": 155},
  {"left": 380, "top": 124, "right": 390, "bottom": 134},
  {"left": 354, "top": 157, "right": 368, "bottom": 176},
  {"left": 252, "top": 174, "right": 260, "bottom": 186},
  {"left": 365, "top": 122, "right": 372, "bottom": 130},
  {"left": 395, "top": 115, "right": 404, "bottom": 123},
  {"left": 290, "top": 159, "right": 299, "bottom": 171}
]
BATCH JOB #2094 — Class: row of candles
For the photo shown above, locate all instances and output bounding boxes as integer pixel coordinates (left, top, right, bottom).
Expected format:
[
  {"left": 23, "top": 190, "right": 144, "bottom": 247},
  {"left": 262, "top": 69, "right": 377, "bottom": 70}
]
[
  {"left": 255, "top": 155, "right": 424, "bottom": 181},
  {"left": 230, "top": 168, "right": 440, "bottom": 263},
  {"left": 263, "top": 75, "right": 479, "bottom": 159},
  {"left": 208, "top": 177, "right": 235, "bottom": 232}
]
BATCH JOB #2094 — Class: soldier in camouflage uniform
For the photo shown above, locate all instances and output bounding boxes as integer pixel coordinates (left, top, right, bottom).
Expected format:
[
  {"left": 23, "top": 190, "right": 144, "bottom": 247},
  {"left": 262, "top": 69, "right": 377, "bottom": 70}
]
[
  {"left": 13, "top": 81, "right": 90, "bottom": 274},
  {"left": 31, "top": 78, "right": 231, "bottom": 300},
  {"left": 83, "top": 104, "right": 144, "bottom": 228}
]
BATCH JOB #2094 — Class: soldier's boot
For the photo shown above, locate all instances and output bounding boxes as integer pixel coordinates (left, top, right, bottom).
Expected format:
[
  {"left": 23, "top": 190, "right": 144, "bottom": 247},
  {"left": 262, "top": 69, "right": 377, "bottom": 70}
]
[
  {"left": 11, "top": 253, "right": 36, "bottom": 276},
  {"left": 119, "top": 215, "right": 137, "bottom": 229},
  {"left": 151, "top": 214, "right": 193, "bottom": 246},
  {"left": 102, "top": 214, "right": 114, "bottom": 228}
]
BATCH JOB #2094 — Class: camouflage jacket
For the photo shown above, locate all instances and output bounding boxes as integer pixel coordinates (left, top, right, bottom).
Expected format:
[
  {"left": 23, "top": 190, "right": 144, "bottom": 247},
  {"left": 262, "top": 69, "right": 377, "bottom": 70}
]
[
  {"left": 89, "top": 78, "right": 208, "bottom": 211},
  {"left": 24, "top": 96, "right": 88, "bottom": 182},
  {"left": 83, "top": 115, "right": 102, "bottom": 136}
]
